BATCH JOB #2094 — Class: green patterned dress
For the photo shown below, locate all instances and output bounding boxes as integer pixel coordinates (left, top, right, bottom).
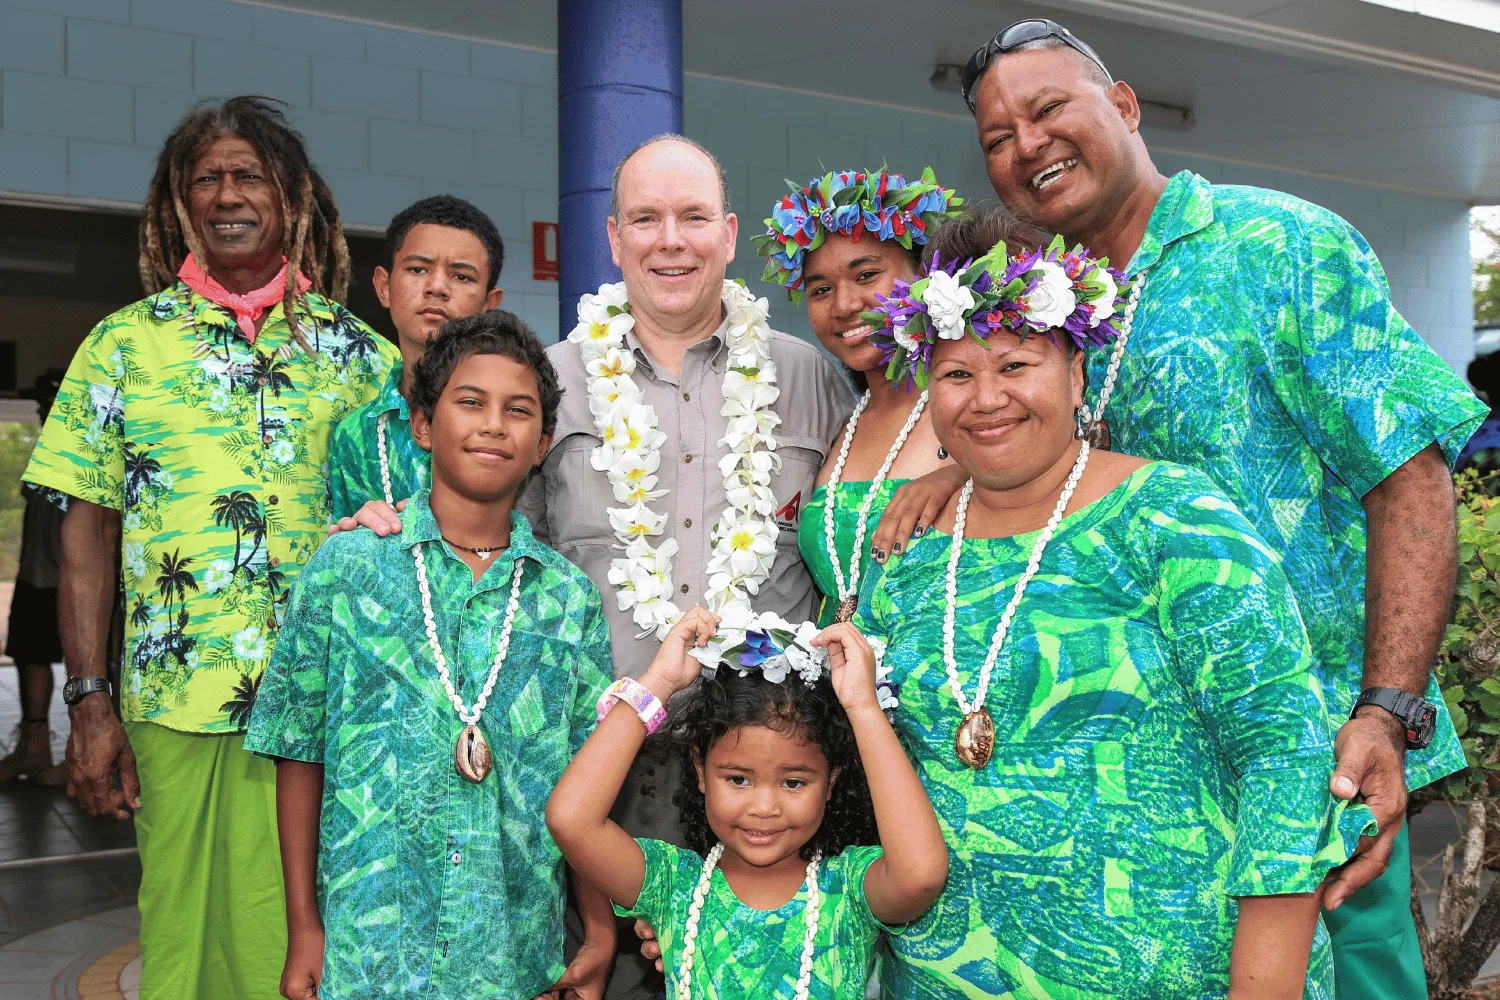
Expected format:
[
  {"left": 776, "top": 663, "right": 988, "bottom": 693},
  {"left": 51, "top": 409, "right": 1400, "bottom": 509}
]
[
  {"left": 617, "top": 840, "right": 890, "bottom": 998},
  {"left": 856, "top": 463, "right": 1371, "bottom": 1000},
  {"left": 799, "top": 479, "right": 908, "bottom": 627}
]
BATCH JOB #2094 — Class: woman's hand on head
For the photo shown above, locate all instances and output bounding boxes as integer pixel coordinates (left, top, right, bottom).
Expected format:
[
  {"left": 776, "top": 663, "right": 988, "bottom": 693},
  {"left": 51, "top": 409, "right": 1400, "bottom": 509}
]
[
  {"left": 327, "top": 497, "right": 407, "bottom": 537},
  {"left": 814, "top": 622, "right": 879, "bottom": 714},
  {"left": 644, "top": 607, "right": 719, "bottom": 699}
]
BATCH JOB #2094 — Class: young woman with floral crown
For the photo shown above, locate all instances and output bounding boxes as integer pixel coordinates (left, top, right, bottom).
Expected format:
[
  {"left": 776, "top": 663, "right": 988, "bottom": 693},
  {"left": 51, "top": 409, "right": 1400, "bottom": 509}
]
[
  {"left": 754, "top": 168, "right": 967, "bottom": 626},
  {"left": 852, "top": 205, "right": 1375, "bottom": 1000}
]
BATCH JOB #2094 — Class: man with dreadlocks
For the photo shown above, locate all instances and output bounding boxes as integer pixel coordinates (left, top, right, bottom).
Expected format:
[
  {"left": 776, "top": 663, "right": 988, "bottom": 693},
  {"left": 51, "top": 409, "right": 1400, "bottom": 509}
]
[{"left": 22, "top": 96, "right": 398, "bottom": 999}]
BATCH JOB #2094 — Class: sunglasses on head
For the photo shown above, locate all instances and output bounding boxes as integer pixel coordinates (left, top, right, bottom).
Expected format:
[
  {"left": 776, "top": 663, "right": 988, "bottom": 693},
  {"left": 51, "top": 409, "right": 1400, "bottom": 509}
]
[{"left": 960, "top": 18, "right": 1112, "bottom": 113}]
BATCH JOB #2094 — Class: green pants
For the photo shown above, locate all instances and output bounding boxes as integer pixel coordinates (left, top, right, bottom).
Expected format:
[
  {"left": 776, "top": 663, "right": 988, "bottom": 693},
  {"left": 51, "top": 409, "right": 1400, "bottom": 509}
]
[
  {"left": 1324, "top": 823, "right": 1426, "bottom": 1000},
  {"left": 129, "top": 722, "right": 286, "bottom": 1000}
]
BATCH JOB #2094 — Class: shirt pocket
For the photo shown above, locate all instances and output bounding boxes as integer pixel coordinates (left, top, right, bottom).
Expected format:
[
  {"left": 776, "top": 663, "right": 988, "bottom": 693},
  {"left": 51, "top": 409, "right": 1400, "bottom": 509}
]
[
  {"left": 770, "top": 433, "right": 828, "bottom": 539},
  {"left": 544, "top": 431, "right": 613, "bottom": 546},
  {"left": 1120, "top": 353, "right": 1231, "bottom": 463}
]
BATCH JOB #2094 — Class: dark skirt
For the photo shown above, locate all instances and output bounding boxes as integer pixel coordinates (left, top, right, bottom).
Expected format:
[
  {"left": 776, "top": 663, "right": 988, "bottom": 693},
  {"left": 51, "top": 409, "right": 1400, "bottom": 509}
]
[{"left": 6, "top": 579, "right": 62, "bottom": 666}]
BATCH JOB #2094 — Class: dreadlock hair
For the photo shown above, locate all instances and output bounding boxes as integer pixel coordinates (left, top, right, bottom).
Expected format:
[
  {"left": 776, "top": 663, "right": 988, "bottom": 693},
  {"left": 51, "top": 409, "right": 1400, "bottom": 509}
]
[
  {"left": 645, "top": 669, "right": 878, "bottom": 862},
  {"left": 139, "top": 96, "right": 349, "bottom": 353}
]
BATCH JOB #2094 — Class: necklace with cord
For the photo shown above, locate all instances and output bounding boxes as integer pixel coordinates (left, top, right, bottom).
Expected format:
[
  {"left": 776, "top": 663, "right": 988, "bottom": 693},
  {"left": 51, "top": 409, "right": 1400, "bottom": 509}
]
[
  {"left": 377, "top": 412, "right": 396, "bottom": 505},
  {"left": 1075, "top": 273, "right": 1147, "bottom": 451},
  {"left": 413, "top": 541, "right": 524, "bottom": 782},
  {"left": 822, "top": 389, "right": 928, "bottom": 623},
  {"left": 943, "top": 440, "right": 1092, "bottom": 769},
  {"left": 441, "top": 535, "right": 507, "bottom": 560},
  {"left": 677, "top": 843, "right": 822, "bottom": 1000}
]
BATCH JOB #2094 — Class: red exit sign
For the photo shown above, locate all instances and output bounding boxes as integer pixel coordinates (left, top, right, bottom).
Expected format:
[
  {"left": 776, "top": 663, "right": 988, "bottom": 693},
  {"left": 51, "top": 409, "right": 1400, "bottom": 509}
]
[{"left": 532, "top": 221, "right": 558, "bottom": 281}]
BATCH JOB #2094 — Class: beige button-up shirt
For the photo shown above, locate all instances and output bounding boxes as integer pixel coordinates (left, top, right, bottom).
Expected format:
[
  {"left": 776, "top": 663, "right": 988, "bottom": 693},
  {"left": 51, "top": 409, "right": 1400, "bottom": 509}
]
[{"left": 518, "top": 317, "right": 855, "bottom": 682}]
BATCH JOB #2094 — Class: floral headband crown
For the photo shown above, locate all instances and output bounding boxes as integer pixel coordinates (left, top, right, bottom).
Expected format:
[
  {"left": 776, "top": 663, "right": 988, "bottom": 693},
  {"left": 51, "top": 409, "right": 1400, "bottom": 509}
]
[
  {"left": 686, "top": 610, "right": 900, "bottom": 717},
  {"left": 863, "top": 234, "right": 1131, "bottom": 391},
  {"left": 751, "top": 167, "right": 964, "bottom": 302}
]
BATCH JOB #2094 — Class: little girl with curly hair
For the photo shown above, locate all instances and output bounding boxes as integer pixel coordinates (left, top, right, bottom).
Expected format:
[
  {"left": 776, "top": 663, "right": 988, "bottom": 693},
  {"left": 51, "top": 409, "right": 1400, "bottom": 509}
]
[{"left": 546, "top": 607, "right": 948, "bottom": 999}]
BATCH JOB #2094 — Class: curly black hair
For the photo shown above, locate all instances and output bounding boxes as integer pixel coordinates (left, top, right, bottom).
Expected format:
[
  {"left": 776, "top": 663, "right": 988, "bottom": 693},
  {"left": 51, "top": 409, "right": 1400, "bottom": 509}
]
[
  {"left": 383, "top": 194, "right": 505, "bottom": 290},
  {"left": 647, "top": 670, "right": 878, "bottom": 861},
  {"left": 409, "top": 309, "right": 563, "bottom": 435}
]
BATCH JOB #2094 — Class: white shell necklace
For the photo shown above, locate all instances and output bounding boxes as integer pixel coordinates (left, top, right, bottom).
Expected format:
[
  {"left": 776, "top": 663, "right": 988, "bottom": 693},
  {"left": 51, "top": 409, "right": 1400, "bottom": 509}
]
[
  {"left": 1076, "top": 274, "right": 1146, "bottom": 448},
  {"left": 677, "top": 843, "right": 822, "bottom": 1000},
  {"left": 413, "top": 539, "right": 524, "bottom": 783},
  {"left": 943, "top": 440, "right": 1091, "bottom": 769},
  {"left": 376, "top": 412, "right": 396, "bottom": 505},
  {"left": 822, "top": 389, "right": 928, "bottom": 623}
]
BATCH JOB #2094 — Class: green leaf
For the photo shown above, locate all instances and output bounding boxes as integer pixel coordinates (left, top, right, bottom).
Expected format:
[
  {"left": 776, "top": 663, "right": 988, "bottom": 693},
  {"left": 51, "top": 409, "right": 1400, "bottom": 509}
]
[{"left": 1451, "top": 704, "right": 1469, "bottom": 736}]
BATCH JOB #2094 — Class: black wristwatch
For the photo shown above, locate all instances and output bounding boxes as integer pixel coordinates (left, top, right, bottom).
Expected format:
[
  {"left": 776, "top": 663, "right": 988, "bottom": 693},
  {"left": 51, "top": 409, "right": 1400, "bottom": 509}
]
[
  {"left": 62, "top": 676, "right": 111, "bottom": 707},
  {"left": 1351, "top": 687, "right": 1437, "bottom": 750}
]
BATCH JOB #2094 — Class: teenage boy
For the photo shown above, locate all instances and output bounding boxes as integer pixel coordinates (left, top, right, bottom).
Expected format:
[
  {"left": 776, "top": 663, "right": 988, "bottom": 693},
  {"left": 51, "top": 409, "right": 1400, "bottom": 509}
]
[
  {"left": 328, "top": 195, "right": 506, "bottom": 519},
  {"left": 246, "top": 311, "right": 617, "bottom": 1000}
]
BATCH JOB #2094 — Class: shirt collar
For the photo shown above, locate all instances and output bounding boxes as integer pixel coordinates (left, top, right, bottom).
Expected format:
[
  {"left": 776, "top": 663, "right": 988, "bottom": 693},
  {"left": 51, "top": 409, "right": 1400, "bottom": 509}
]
[
  {"left": 1127, "top": 170, "right": 1216, "bottom": 276},
  {"left": 622, "top": 313, "right": 729, "bottom": 379},
  {"left": 175, "top": 281, "right": 337, "bottom": 343},
  {"left": 399, "top": 489, "right": 548, "bottom": 592},
  {"left": 371, "top": 364, "right": 410, "bottom": 421}
]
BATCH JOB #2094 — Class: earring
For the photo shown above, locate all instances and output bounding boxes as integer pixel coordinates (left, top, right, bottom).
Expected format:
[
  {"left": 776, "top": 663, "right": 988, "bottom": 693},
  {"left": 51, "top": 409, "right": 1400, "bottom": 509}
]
[
  {"left": 1074, "top": 407, "right": 1086, "bottom": 440},
  {"left": 937, "top": 445, "right": 949, "bottom": 460}
]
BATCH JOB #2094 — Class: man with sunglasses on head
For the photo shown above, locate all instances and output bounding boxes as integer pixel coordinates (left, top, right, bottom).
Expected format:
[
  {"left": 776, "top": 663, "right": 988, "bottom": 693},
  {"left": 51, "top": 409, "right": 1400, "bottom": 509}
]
[{"left": 953, "top": 17, "right": 1485, "bottom": 1000}]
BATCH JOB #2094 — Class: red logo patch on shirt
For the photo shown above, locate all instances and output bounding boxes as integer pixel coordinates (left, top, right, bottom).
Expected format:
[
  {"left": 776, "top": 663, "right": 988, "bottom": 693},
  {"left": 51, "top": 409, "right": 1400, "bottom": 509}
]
[{"left": 774, "top": 491, "right": 801, "bottom": 532}]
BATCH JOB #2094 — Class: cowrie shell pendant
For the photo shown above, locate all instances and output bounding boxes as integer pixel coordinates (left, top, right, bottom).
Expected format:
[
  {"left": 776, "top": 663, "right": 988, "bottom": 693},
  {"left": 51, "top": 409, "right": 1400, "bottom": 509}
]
[{"left": 454, "top": 723, "right": 492, "bottom": 782}]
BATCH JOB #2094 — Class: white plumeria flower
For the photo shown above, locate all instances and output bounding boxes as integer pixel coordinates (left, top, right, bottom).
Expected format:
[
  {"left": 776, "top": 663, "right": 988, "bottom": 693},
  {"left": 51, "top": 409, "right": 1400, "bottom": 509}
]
[
  {"left": 585, "top": 346, "right": 636, "bottom": 382},
  {"left": 595, "top": 403, "right": 665, "bottom": 469},
  {"left": 594, "top": 281, "right": 631, "bottom": 312},
  {"left": 1025, "top": 259, "right": 1079, "bottom": 331},
  {"left": 1089, "top": 270, "right": 1119, "bottom": 326},
  {"left": 714, "top": 510, "right": 777, "bottom": 578},
  {"left": 607, "top": 502, "right": 667, "bottom": 539},
  {"left": 726, "top": 479, "right": 775, "bottom": 516},
  {"left": 610, "top": 451, "right": 666, "bottom": 504},
  {"left": 892, "top": 321, "right": 918, "bottom": 353},
  {"left": 720, "top": 448, "right": 780, "bottom": 485},
  {"left": 722, "top": 370, "right": 779, "bottom": 413},
  {"left": 755, "top": 611, "right": 797, "bottom": 634},
  {"left": 924, "top": 269, "right": 978, "bottom": 341},
  {"left": 759, "top": 654, "right": 790, "bottom": 684}
]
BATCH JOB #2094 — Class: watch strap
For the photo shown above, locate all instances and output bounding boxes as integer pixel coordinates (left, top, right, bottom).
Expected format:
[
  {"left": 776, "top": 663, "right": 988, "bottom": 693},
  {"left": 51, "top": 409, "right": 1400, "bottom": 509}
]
[
  {"left": 1352, "top": 686, "right": 1434, "bottom": 748},
  {"left": 64, "top": 676, "right": 110, "bottom": 706}
]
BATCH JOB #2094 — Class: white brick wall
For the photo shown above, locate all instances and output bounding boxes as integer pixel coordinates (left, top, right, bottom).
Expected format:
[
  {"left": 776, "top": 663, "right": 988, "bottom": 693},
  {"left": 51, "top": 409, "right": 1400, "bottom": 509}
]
[{"left": 0, "top": 0, "right": 1475, "bottom": 370}]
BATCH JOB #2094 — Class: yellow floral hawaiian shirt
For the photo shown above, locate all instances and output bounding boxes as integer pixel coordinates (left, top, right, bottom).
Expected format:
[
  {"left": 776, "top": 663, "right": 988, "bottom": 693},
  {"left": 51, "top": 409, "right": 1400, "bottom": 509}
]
[{"left": 23, "top": 282, "right": 398, "bottom": 734}]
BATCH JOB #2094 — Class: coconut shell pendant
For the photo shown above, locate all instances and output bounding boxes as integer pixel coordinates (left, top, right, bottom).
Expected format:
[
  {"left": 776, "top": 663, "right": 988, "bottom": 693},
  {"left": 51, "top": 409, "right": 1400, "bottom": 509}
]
[
  {"left": 834, "top": 594, "right": 858, "bottom": 624},
  {"left": 955, "top": 709, "right": 995, "bottom": 769},
  {"left": 454, "top": 724, "right": 493, "bottom": 783}
]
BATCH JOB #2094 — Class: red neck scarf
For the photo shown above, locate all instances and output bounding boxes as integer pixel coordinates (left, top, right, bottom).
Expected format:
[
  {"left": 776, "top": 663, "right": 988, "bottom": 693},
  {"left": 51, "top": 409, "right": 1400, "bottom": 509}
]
[{"left": 177, "top": 254, "right": 311, "bottom": 344}]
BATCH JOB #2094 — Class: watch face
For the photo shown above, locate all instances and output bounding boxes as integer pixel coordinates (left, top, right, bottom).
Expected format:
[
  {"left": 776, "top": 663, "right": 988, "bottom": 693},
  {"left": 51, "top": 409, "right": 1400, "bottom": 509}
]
[{"left": 1411, "top": 703, "right": 1438, "bottom": 750}]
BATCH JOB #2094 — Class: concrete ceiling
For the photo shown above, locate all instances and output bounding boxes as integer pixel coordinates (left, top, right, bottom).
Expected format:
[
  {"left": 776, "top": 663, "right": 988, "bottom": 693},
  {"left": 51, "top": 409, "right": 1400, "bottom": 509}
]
[{"left": 243, "top": 0, "right": 1500, "bottom": 202}]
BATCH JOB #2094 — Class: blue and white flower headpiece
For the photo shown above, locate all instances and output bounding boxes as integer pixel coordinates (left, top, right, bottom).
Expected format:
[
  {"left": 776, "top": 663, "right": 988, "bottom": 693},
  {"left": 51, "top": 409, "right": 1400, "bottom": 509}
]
[
  {"left": 687, "top": 609, "right": 899, "bottom": 716},
  {"left": 864, "top": 234, "right": 1131, "bottom": 391},
  {"left": 752, "top": 167, "right": 964, "bottom": 303}
]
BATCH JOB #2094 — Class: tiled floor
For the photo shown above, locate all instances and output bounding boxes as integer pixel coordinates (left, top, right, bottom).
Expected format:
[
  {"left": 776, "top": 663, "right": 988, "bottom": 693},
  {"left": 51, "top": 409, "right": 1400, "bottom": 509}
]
[{"left": 0, "top": 665, "right": 1495, "bottom": 996}]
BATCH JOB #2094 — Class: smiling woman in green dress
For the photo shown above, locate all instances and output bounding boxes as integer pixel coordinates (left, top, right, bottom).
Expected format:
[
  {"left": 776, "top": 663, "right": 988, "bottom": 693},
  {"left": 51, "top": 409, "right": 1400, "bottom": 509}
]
[
  {"left": 855, "top": 206, "right": 1374, "bottom": 1000},
  {"left": 754, "top": 169, "right": 967, "bottom": 626}
]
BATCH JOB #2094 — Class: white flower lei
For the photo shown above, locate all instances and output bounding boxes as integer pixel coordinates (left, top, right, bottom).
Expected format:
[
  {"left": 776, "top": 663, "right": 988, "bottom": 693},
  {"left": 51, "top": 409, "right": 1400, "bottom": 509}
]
[{"left": 569, "top": 280, "right": 782, "bottom": 639}]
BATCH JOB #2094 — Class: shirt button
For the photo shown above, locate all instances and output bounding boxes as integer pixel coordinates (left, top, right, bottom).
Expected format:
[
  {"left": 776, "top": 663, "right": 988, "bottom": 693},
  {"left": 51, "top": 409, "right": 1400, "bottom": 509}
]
[
  {"left": 683, "top": 454, "right": 692, "bottom": 464},
  {"left": 268, "top": 557, "right": 280, "bottom": 569},
  {"left": 683, "top": 518, "right": 692, "bottom": 528},
  {"left": 265, "top": 617, "right": 277, "bottom": 630},
  {"left": 451, "top": 852, "right": 461, "bottom": 865},
  {"left": 682, "top": 391, "right": 691, "bottom": 401},
  {"left": 262, "top": 434, "right": 273, "bottom": 445},
  {"left": 257, "top": 376, "right": 268, "bottom": 387},
  {"left": 267, "top": 495, "right": 279, "bottom": 505},
  {"left": 680, "top": 584, "right": 690, "bottom": 594}
]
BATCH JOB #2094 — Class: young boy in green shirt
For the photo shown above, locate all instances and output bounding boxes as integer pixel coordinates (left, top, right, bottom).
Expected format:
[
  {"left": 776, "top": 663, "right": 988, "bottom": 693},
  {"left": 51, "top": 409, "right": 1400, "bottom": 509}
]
[
  {"left": 247, "top": 310, "right": 617, "bottom": 1000},
  {"left": 327, "top": 195, "right": 506, "bottom": 519}
]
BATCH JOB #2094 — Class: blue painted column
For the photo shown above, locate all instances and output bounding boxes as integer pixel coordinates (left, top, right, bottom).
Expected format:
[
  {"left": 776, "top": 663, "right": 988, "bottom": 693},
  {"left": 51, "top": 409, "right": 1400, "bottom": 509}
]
[{"left": 558, "top": 0, "right": 684, "bottom": 338}]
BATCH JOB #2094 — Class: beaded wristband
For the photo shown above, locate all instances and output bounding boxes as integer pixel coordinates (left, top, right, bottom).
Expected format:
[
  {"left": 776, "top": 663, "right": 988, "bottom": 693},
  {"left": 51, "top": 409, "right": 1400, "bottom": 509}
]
[{"left": 596, "top": 677, "right": 668, "bottom": 734}]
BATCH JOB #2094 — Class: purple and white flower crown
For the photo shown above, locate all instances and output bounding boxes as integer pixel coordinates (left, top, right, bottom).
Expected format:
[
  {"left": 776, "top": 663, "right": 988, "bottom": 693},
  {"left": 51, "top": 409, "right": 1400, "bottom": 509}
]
[
  {"left": 863, "top": 234, "right": 1131, "bottom": 390},
  {"left": 752, "top": 167, "right": 964, "bottom": 303}
]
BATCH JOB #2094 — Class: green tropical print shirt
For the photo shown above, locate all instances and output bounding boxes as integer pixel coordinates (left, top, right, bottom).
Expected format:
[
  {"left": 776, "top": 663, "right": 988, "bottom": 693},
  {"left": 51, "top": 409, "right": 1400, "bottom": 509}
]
[
  {"left": 245, "top": 491, "right": 612, "bottom": 1000},
  {"left": 328, "top": 363, "right": 430, "bottom": 520},
  {"left": 857, "top": 463, "right": 1372, "bottom": 1000},
  {"left": 22, "top": 284, "right": 397, "bottom": 733},
  {"left": 1090, "top": 171, "right": 1487, "bottom": 791},
  {"left": 617, "top": 840, "right": 889, "bottom": 999},
  {"left": 797, "top": 479, "right": 907, "bottom": 628}
]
